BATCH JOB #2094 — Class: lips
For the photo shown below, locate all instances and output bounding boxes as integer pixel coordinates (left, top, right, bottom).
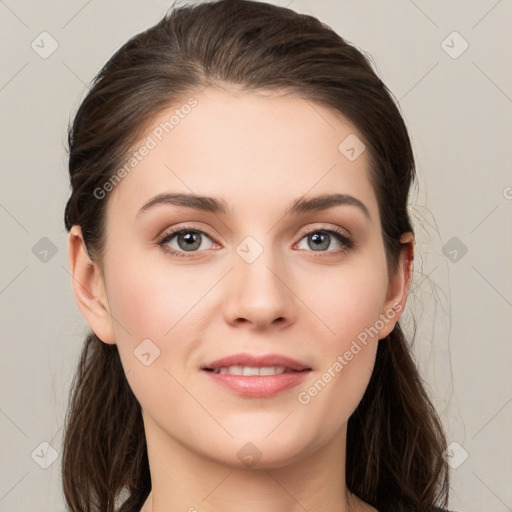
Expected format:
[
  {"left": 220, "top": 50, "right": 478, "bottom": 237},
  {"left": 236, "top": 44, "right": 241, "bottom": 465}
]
[
  {"left": 202, "top": 352, "right": 312, "bottom": 372},
  {"left": 201, "top": 352, "right": 312, "bottom": 398}
]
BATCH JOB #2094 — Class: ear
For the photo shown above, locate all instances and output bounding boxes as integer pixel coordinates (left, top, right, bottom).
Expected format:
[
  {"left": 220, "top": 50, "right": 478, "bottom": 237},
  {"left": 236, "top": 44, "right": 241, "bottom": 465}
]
[
  {"left": 67, "top": 225, "right": 116, "bottom": 344},
  {"left": 378, "top": 232, "right": 414, "bottom": 339}
]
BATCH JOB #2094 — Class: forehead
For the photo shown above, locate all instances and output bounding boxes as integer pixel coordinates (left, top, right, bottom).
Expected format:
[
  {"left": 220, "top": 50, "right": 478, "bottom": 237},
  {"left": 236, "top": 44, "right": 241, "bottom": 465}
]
[{"left": 106, "top": 85, "right": 378, "bottom": 223}]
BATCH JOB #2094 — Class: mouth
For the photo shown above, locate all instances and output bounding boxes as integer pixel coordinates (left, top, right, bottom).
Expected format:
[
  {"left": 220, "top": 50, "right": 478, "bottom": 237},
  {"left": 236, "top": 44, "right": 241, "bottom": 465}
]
[
  {"left": 201, "top": 352, "right": 312, "bottom": 373},
  {"left": 201, "top": 353, "right": 312, "bottom": 397},
  {"left": 203, "top": 365, "right": 309, "bottom": 376}
]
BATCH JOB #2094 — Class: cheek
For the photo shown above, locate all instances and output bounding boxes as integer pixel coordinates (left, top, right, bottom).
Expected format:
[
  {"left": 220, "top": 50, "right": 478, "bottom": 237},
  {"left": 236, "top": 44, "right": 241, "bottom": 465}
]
[
  {"left": 101, "top": 252, "right": 209, "bottom": 405},
  {"left": 104, "top": 253, "right": 202, "bottom": 343},
  {"left": 306, "top": 255, "right": 389, "bottom": 347},
  {"left": 103, "top": 260, "right": 203, "bottom": 417},
  {"left": 293, "top": 254, "right": 389, "bottom": 421}
]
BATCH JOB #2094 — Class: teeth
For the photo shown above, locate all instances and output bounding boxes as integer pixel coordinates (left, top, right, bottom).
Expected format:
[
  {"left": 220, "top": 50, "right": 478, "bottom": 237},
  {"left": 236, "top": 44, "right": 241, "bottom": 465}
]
[
  {"left": 214, "top": 366, "right": 286, "bottom": 376},
  {"left": 258, "top": 366, "right": 283, "bottom": 376},
  {"left": 243, "top": 366, "right": 260, "bottom": 376}
]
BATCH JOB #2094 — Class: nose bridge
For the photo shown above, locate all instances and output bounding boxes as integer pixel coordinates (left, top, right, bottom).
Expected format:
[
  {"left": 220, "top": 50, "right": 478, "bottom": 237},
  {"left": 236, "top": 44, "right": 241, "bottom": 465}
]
[{"left": 223, "top": 233, "right": 295, "bottom": 327}]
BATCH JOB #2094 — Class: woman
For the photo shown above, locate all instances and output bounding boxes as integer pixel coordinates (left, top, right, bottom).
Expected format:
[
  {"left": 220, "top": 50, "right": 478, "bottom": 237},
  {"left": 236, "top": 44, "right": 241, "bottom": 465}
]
[{"left": 62, "top": 1, "right": 452, "bottom": 511}]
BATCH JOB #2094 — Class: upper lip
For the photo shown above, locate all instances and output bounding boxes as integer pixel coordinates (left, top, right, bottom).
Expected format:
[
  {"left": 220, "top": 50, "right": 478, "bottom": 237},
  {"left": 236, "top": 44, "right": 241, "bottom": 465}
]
[{"left": 202, "top": 352, "right": 311, "bottom": 371}]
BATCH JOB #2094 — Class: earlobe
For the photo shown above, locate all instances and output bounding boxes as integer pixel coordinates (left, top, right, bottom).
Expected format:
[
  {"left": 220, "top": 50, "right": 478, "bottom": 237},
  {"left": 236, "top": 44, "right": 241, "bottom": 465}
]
[
  {"left": 378, "top": 232, "right": 415, "bottom": 339},
  {"left": 67, "top": 225, "right": 116, "bottom": 344}
]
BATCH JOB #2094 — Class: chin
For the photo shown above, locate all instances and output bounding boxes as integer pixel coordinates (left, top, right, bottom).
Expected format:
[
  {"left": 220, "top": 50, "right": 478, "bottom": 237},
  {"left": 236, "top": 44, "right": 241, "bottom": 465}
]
[{"left": 206, "top": 433, "right": 319, "bottom": 471}]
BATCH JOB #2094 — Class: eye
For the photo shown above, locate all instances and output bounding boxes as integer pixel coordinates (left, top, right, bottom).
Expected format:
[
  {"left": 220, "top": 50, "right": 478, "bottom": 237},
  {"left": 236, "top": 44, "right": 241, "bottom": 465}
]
[
  {"left": 157, "top": 225, "right": 354, "bottom": 259},
  {"left": 158, "top": 226, "right": 217, "bottom": 258},
  {"left": 295, "top": 227, "right": 354, "bottom": 255}
]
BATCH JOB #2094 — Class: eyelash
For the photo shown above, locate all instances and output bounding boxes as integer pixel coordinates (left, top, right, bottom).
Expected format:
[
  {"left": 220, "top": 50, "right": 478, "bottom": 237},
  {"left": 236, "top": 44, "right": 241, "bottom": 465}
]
[{"left": 157, "top": 224, "right": 354, "bottom": 259}]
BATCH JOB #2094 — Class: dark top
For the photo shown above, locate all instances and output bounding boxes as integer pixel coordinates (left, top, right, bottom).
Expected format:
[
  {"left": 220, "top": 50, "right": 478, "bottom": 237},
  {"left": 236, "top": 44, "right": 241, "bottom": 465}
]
[{"left": 378, "top": 505, "right": 454, "bottom": 512}]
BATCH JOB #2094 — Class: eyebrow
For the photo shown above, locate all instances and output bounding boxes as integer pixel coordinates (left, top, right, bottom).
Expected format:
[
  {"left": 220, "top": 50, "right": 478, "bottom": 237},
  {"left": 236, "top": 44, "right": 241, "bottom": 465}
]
[{"left": 137, "top": 192, "right": 371, "bottom": 220}]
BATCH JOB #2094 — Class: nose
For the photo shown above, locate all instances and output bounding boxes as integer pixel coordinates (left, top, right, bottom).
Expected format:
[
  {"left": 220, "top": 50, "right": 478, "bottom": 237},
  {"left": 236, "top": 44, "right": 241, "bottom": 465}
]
[{"left": 222, "top": 242, "right": 297, "bottom": 331}]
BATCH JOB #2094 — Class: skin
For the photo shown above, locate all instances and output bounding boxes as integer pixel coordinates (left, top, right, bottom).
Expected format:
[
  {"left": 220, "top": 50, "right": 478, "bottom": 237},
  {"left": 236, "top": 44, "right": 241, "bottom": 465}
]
[{"left": 68, "top": 84, "right": 414, "bottom": 512}]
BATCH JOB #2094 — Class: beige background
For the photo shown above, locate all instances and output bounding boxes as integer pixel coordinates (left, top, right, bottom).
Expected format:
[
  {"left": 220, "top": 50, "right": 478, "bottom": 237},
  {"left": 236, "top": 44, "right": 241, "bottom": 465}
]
[{"left": 1, "top": 0, "right": 511, "bottom": 510}]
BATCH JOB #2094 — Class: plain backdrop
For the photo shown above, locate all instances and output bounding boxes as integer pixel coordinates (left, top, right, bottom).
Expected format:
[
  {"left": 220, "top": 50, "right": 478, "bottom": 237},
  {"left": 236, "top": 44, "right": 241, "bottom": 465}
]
[{"left": 0, "top": 1, "right": 511, "bottom": 511}]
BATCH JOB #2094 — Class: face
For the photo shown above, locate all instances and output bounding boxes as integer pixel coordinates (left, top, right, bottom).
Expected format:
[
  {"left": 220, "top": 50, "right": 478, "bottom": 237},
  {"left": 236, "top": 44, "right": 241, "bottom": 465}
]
[{"left": 72, "top": 85, "right": 409, "bottom": 470}]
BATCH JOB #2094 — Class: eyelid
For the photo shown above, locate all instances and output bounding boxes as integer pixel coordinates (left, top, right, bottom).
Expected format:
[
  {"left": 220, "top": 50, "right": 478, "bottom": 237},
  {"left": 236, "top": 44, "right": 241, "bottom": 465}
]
[{"left": 295, "top": 222, "right": 351, "bottom": 240}]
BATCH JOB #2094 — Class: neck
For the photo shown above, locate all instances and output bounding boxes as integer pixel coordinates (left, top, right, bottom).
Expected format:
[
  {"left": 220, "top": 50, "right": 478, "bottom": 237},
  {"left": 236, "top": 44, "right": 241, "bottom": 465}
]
[{"left": 139, "top": 416, "right": 375, "bottom": 512}]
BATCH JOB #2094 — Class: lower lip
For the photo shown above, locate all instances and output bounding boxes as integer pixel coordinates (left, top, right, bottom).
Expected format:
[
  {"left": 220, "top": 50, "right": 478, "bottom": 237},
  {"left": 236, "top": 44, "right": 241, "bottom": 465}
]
[{"left": 203, "top": 370, "right": 311, "bottom": 398}]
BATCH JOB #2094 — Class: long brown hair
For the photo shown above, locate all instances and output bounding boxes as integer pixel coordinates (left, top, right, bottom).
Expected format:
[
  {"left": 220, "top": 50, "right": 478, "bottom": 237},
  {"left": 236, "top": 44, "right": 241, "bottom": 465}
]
[{"left": 62, "top": 1, "right": 450, "bottom": 511}]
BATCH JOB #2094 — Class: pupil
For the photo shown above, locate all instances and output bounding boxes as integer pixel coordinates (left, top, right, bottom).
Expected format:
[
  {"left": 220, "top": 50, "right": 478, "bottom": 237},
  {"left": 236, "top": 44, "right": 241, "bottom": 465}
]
[
  {"left": 311, "top": 232, "right": 328, "bottom": 251},
  {"left": 180, "top": 232, "right": 200, "bottom": 251}
]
